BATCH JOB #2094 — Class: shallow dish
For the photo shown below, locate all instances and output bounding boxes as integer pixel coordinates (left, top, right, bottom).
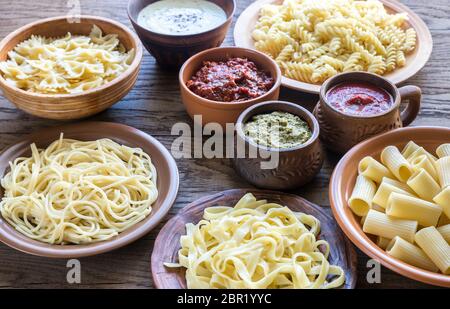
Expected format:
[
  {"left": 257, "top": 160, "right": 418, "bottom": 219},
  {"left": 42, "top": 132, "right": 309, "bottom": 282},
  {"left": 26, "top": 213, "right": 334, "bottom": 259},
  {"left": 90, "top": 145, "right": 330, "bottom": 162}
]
[
  {"left": 234, "top": 0, "right": 433, "bottom": 94},
  {"left": 330, "top": 126, "right": 450, "bottom": 287},
  {"left": 152, "top": 189, "right": 357, "bottom": 289},
  {"left": 0, "top": 122, "right": 179, "bottom": 258},
  {"left": 0, "top": 16, "right": 143, "bottom": 120},
  {"left": 128, "top": 0, "right": 235, "bottom": 69},
  {"left": 234, "top": 101, "right": 324, "bottom": 190},
  {"left": 179, "top": 47, "right": 281, "bottom": 127}
]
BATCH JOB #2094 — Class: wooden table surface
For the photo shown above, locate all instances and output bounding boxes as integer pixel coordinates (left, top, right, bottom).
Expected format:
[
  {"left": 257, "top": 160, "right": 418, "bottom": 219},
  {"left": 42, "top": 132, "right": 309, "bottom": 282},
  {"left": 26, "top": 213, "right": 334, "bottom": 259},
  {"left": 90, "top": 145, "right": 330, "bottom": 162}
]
[{"left": 0, "top": 0, "right": 447, "bottom": 289}]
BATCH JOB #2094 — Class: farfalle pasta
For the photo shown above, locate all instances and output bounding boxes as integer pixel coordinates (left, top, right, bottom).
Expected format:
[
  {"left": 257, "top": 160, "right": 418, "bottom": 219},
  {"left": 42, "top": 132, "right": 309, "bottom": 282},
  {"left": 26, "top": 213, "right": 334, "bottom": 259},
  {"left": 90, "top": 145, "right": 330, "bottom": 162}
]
[
  {"left": 252, "top": 0, "right": 417, "bottom": 83},
  {"left": 0, "top": 25, "right": 135, "bottom": 94},
  {"left": 165, "top": 193, "right": 345, "bottom": 289}
]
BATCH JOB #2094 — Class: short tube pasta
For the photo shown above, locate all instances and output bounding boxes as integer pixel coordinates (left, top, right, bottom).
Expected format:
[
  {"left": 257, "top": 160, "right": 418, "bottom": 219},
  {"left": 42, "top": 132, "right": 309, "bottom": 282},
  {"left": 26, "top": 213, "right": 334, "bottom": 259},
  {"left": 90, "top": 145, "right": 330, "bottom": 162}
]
[
  {"left": 436, "top": 144, "right": 450, "bottom": 158},
  {"left": 415, "top": 227, "right": 450, "bottom": 275},
  {"left": 363, "top": 209, "right": 418, "bottom": 242},
  {"left": 376, "top": 236, "right": 391, "bottom": 250},
  {"left": 406, "top": 147, "right": 437, "bottom": 163},
  {"left": 436, "top": 157, "right": 450, "bottom": 188},
  {"left": 407, "top": 169, "right": 441, "bottom": 201},
  {"left": 402, "top": 141, "right": 420, "bottom": 158},
  {"left": 348, "top": 175, "right": 376, "bottom": 216},
  {"left": 358, "top": 156, "right": 394, "bottom": 183},
  {"left": 386, "top": 192, "right": 442, "bottom": 227},
  {"left": 386, "top": 236, "right": 439, "bottom": 272},
  {"left": 381, "top": 146, "right": 413, "bottom": 182},
  {"left": 372, "top": 179, "right": 414, "bottom": 209},
  {"left": 410, "top": 155, "right": 439, "bottom": 182},
  {"left": 437, "top": 224, "right": 450, "bottom": 244},
  {"left": 434, "top": 187, "right": 450, "bottom": 219}
]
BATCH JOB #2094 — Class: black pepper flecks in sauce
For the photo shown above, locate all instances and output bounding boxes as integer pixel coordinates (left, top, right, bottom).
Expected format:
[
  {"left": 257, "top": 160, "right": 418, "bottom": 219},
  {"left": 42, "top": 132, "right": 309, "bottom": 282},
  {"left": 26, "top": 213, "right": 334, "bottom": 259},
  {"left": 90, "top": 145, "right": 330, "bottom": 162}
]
[
  {"left": 186, "top": 58, "right": 275, "bottom": 102},
  {"left": 326, "top": 82, "right": 394, "bottom": 116}
]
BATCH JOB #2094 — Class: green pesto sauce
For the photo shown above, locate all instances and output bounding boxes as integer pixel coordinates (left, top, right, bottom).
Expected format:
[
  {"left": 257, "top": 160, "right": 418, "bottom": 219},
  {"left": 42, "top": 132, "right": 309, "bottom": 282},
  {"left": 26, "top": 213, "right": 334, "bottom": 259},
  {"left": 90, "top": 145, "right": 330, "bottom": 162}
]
[{"left": 244, "top": 111, "right": 312, "bottom": 149}]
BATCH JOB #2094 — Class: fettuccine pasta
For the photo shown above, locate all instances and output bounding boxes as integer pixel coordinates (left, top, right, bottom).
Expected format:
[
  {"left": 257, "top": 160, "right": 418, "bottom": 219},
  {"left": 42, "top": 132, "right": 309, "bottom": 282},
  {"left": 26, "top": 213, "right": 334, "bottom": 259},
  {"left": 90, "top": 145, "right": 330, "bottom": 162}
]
[
  {"left": 0, "top": 25, "right": 135, "bottom": 94},
  {"left": 166, "top": 193, "right": 345, "bottom": 289},
  {"left": 0, "top": 135, "right": 158, "bottom": 244}
]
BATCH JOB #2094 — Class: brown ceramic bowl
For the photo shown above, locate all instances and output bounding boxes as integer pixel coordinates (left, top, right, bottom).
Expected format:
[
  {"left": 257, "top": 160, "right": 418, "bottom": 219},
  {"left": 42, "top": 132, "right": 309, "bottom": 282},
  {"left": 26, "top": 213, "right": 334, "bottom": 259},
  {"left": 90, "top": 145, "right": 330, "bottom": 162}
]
[
  {"left": 128, "top": 0, "right": 235, "bottom": 69},
  {"left": 0, "top": 16, "right": 143, "bottom": 120},
  {"left": 179, "top": 47, "right": 281, "bottom": 127},
  {"left": 314, "top": 72, "right": 421, "bottom": 154},
  {"left": 330, "top": 126, "right": 450, "bottom": 287},
  {"left": 0, "top": 122, "right": 179, "bottom": 258},
  {"left": 234, "top": 101, "right": 324, "bottom": 190}
]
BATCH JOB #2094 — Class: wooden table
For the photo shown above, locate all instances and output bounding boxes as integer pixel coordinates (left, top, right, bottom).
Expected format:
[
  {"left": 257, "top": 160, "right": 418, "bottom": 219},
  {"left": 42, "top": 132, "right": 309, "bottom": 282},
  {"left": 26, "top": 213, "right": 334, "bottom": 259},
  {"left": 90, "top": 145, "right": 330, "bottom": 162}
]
[{"left": 0, "top": 0, "right": 447, "bottom": 289}]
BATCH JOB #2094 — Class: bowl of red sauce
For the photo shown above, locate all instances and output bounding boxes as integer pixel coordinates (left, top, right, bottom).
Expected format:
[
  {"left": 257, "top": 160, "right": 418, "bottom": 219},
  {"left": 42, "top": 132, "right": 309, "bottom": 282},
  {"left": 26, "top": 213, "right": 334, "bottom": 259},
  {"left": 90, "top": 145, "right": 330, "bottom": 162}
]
[
  {"left": 313, "top": 72, "right": 422, "bottom": 154},
  {"left": 179, "top": 47, "right": 281, "bottom": 127}
]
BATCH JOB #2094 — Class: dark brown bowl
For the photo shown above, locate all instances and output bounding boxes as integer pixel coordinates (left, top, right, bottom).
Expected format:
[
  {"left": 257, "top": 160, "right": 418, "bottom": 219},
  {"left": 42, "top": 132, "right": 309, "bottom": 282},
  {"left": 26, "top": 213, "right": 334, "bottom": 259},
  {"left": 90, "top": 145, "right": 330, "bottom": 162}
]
[
  {"left": 0, "top": 122, "right": 179, "bottom": 258},
  {"left": 234, "top": 101, "right": 324, "bottom": 190},
  {"left": 127, "top": 0, "right": 235, "bottom": 69},
  {"left": 179, "top": 47, "right": 281, "bottom": 127}
]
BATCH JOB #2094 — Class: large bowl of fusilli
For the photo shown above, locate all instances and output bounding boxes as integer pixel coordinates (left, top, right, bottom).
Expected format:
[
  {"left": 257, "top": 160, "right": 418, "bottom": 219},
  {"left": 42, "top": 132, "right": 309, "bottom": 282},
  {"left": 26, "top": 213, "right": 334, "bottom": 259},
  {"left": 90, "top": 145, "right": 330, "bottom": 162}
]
[{"left": 234, "top": 0, "right": 432, "bottom": 94}]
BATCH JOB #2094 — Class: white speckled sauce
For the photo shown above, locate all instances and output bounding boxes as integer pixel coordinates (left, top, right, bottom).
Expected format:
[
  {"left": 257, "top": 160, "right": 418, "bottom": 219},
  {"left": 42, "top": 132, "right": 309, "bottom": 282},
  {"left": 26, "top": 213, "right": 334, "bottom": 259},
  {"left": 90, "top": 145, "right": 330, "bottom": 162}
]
[{"left": 137, "top": 0, "right": 227, "bottom": 35}]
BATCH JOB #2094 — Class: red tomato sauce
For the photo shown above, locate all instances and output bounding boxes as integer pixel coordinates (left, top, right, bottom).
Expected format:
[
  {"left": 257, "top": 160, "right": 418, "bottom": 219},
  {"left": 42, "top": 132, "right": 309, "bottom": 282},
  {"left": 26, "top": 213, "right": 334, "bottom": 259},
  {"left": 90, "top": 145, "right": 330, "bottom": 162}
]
[
  {"left": 186, "top": 57, "right": 274, "bottom": 102},
  {"left": 326, "top": 82, "right": 394, "bottom": 116}
]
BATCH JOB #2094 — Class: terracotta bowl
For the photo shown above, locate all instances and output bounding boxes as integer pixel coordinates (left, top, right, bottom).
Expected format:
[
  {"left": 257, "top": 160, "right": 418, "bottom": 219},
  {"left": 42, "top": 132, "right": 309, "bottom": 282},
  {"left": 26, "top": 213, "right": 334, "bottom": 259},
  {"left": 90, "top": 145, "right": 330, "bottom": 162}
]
[
  {"left": 330, "top": 126, "right": 450, "bottom": 287},
  {"left": 179, "top": 47, "right": 281, "bottom": 127},
  {"left": 234, "top": 101, "right": 324, "bottom": 190},
  {"left": 0, "top": 16, "right": 143, "bottom": 120},
  {"left": 0, "top": 122, "right": 179, "bottom": 258},
  {"left": 128, "top": 0, "right": 235, "bottom": 69}
]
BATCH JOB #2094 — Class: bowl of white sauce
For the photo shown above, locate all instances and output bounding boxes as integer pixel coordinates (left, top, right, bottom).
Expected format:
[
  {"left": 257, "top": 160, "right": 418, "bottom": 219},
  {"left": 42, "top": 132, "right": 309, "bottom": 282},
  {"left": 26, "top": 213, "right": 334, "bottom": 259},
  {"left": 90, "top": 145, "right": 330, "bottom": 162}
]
[{"left": 128, "top": 0, "right": 235, "bottom": 68}]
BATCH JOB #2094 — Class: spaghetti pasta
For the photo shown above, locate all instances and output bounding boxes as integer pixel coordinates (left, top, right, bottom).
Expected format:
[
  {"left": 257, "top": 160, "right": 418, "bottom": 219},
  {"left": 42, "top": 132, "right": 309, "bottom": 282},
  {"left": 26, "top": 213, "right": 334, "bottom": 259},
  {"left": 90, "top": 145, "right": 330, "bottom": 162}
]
[{"left": 0, "top": 135, "right": 158, "bottom": 244}]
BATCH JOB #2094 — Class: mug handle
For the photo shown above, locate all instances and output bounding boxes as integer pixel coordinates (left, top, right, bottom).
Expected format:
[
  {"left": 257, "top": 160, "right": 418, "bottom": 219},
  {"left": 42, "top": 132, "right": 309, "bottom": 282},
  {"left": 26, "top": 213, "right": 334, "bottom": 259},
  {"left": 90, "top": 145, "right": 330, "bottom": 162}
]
[{"left": 398, "top": 85, "right": 421, "bottom": 127}]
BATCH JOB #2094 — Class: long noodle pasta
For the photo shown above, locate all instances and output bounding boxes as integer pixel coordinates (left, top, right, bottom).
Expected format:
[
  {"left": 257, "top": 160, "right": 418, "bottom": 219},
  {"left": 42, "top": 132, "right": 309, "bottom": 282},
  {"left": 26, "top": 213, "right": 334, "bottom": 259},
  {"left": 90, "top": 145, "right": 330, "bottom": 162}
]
[
  {"left": 166, "top": 193, "right": 345, "bottom": 289},
  {"left": 0, "top": 135, "right": 158, "bottom": 244}
]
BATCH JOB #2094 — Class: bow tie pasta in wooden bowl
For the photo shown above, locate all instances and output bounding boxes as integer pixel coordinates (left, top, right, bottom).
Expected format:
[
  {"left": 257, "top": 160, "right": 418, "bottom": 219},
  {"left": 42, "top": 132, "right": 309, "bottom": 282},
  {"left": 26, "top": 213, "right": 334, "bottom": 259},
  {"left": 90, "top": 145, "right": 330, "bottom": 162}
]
[
  {"left": 152, "top": 189, "right": 357, "bottom": 289},
  {"left": 234, "top": 0, "right": 432, "bottom": 94},
  {"left": 0, "top": 16, "right": 142, "bottom": 119},
  {"left": 330, "top": 126, "right": 450, "bottom": 287}
]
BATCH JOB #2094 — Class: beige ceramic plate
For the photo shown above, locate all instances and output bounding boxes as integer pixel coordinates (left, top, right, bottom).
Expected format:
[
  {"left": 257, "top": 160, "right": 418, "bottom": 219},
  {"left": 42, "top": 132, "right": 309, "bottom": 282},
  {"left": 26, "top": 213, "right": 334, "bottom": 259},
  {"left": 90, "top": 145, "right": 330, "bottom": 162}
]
[
  {"left": 234, "top": 0, "right": 433, "bottom": 94},
  {"left": 0, "top": 122, "right": 179, "bottom": 258},
  {"left": 152, "top": 189, "right": 357, "bottom": 289},
  {"left": 330, "top": 126, "right": 450, "bottom": 287}
]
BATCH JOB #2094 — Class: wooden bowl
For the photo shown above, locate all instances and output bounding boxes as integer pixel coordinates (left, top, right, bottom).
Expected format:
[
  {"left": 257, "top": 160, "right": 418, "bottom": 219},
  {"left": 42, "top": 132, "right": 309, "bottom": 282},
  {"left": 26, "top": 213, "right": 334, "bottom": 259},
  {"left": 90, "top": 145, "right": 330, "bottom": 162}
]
[
  {"left": 179, "top": 47, "right": 281, "bottom": 127},
  {"left": 234, "top": 101, "right": 324, "bottom": 190},
  {"left": 234, "top": 0, "right": 433, "bottom": 94},
  {"left": 330, "top": 126, "right": 450, "bottom": 287},
  {"left": 0, "top": 16, "right": 143, "bottom": 120},
  {"left": 0, "top": 122, "right": 179, "bottom": 258},
  {"left": 152, "top": 189, "right": 357, "bottom": 289},
  {"left": 128, "top": 0, "right": 235, "bottom": 69}
]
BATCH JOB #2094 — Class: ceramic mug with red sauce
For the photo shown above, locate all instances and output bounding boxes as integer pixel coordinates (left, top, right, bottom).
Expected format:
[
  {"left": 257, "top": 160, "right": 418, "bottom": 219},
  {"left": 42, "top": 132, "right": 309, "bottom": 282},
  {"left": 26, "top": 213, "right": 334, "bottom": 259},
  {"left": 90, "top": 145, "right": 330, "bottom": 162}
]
[{"left": 313, "top": 72, "right": 421, "bottom": 154}]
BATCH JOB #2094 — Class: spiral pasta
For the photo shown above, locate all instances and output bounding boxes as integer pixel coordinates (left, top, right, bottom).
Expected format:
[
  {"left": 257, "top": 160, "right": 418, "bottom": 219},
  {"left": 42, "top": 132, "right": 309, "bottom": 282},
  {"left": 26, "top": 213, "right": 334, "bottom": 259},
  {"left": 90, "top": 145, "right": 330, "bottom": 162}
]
[
  {"left": 252, "top": 0, "right": 417, "bottom": 83},
  {"left": 0, "top": 135, "right": 158, "bottom": 245},
  {"left": 166, "top": 193, "right": 345, "bottom": 289}
]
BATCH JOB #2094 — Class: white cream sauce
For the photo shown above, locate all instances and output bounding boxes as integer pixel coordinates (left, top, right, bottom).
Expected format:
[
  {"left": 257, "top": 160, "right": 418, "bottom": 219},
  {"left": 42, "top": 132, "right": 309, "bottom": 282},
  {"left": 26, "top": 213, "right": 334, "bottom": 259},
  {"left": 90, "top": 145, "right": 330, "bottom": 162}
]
[{"left": 137, "top": 0, "right": 227, "bottom": 35}]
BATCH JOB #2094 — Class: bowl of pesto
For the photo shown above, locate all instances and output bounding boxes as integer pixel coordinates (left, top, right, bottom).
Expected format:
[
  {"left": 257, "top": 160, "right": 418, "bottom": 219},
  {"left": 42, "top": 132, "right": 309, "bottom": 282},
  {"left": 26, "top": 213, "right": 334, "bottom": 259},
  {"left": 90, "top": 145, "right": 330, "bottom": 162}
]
[{"left": 234, "top": 101, "right": 324, "bottom": 190}]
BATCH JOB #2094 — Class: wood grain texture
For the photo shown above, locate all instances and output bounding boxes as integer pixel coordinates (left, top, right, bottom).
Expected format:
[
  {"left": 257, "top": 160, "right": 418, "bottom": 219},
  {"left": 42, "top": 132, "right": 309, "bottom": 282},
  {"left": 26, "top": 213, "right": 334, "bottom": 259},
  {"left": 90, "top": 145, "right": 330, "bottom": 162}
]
[
  {"left": 0, "top": 0, "right": 447, "bottom": 289},
  {"left": 152, "top": 189, "right": 357, "bottom": 289}
]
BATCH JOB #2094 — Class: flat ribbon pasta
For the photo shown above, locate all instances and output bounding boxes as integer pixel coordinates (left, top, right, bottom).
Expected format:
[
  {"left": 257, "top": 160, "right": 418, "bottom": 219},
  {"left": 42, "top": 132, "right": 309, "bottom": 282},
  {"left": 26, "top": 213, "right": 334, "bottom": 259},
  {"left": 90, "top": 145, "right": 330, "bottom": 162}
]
[
  {"left": 166, "top": 193, "right": 345, "bottom": 289},
  {"left": 0, "top": 135, "right": 158, "bottom": 245}
]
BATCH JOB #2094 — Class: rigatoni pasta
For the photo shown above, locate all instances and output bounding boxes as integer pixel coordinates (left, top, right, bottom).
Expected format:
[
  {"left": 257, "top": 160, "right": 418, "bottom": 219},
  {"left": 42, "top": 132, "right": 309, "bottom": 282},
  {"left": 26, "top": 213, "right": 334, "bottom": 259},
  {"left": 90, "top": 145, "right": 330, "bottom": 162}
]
[
  {"left": 415, "top": 227, "right": 450, "bottom": 275},
  {"left": 381, "top": 146, "right": 413, "bottom": 182},
  {"left": 348, "top": 175, "right": 376, "bottom": 216},
  {"left": 348, "top": 141, "right": 450, "bottom": 275},
  {"left": 386, "top": 237, "right": 439, "bottom": 272},
  {"left": 363, "top": 209, "right": 417, "bottom": 242},
  {"left": 386, "top": 193, "right": 442, "bottom": 227}
]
